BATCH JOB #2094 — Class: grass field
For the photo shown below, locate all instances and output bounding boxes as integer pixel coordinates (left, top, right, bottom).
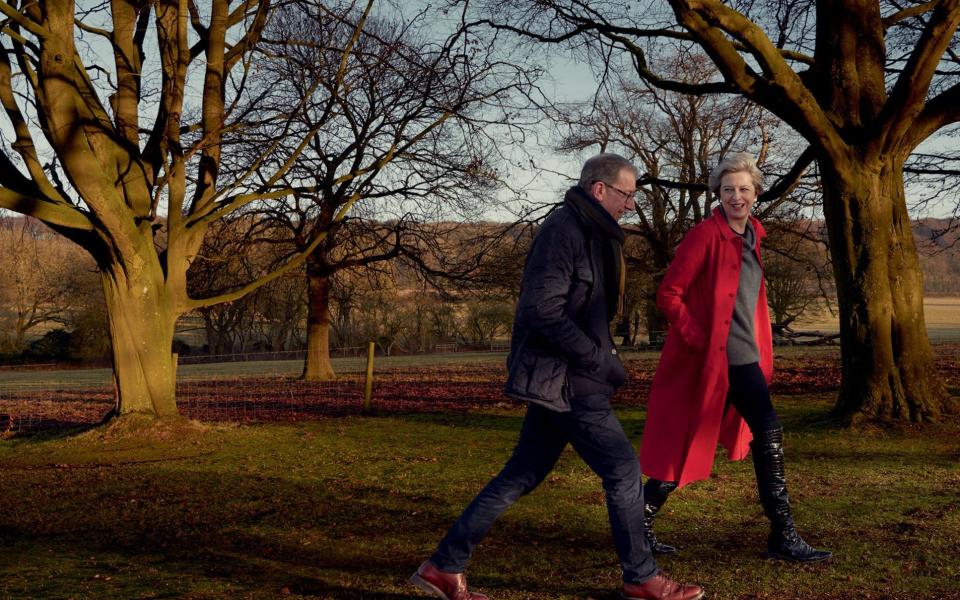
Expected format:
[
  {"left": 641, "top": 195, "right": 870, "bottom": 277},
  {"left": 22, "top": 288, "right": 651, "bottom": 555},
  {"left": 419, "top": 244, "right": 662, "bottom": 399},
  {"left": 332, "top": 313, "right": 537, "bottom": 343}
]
[
  {"left": 0, "top": 391, "right": 958, "bottom": 599},
  {"left": 3, "top": 295, "right": 959, "bottom": 388},
  {"left": 0, "top": 351, "right": 512, "bottom": 388},
  {"left": 794, "top": 297, "right": 960, "bottom": 341}
]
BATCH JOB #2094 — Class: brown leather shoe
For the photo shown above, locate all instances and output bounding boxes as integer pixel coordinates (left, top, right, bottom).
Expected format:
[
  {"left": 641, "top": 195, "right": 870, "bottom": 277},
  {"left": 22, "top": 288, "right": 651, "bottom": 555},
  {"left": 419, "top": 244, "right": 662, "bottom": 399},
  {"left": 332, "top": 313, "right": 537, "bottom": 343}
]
[
  {"left": 410, "top": 560, "right": 489, "bottom": 600},
  {"left": 622, "top": 570, "right": 704, "bottom": 600}
]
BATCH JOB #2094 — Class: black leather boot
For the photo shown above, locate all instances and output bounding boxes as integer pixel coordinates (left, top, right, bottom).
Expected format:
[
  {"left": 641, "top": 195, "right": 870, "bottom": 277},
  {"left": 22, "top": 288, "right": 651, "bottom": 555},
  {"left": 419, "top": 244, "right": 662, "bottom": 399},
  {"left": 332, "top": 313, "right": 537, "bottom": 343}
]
[
  {"left": 643, "top": 478, "right": 679, "bottom": 555},
  {"left": 751, "top": 428, "right": 832, "bottom": 562}
]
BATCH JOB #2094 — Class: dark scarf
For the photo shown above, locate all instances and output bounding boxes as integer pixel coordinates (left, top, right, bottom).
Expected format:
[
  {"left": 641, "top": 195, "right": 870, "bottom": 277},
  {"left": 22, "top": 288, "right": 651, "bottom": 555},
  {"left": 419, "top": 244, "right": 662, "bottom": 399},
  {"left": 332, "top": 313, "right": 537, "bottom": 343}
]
[{"left": 564, "top": 186, "right": 626, "bottom": 320}]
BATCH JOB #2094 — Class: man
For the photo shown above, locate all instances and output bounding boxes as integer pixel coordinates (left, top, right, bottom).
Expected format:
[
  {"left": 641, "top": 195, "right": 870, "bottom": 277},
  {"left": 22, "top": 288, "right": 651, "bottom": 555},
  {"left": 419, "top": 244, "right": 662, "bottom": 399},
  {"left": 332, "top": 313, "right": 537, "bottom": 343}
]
[{"left": 410, "top": 154, "right": 704, "bottom": 600}]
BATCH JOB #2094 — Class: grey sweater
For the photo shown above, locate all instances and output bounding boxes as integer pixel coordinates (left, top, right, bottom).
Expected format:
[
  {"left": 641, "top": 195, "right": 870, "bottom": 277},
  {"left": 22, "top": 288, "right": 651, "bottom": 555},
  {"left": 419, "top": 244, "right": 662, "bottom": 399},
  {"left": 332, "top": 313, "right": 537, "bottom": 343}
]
[{"left": 727, "top": 221, "right": 762, "bottom": 366}]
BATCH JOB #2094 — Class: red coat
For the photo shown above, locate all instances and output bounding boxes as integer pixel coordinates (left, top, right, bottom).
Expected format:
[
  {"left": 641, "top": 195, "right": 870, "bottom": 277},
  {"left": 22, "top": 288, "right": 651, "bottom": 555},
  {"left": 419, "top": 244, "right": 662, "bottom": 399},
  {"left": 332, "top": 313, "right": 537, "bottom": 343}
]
[{"left": 640, "top": 208, "right": 773, "bottom": 488}]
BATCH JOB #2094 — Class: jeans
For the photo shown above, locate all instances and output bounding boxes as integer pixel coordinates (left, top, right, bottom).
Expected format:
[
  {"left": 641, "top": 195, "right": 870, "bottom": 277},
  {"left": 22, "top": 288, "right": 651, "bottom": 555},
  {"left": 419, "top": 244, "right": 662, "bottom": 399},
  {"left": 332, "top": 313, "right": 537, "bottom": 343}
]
[{"left": 430, "top": 394, "right": 658, "bottom": 584}]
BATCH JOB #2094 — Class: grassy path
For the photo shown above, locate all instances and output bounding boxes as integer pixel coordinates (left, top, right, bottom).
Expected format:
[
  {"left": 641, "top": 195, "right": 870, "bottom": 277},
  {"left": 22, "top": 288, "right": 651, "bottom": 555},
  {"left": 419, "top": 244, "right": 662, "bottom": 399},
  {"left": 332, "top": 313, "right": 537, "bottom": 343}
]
[{"left": 0, "top": 394, "right": 958, "bottom": 599}]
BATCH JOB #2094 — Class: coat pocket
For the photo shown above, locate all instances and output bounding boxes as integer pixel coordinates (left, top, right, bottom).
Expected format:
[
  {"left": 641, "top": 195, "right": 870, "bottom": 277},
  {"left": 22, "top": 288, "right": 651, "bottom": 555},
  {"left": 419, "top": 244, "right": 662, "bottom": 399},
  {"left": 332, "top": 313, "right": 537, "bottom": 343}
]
[
  {"left": 606, "top": 353, "right": 627, "bottom": 389},
  {"left": 505, "top": 349, "right": 570, "bottom": 410}
]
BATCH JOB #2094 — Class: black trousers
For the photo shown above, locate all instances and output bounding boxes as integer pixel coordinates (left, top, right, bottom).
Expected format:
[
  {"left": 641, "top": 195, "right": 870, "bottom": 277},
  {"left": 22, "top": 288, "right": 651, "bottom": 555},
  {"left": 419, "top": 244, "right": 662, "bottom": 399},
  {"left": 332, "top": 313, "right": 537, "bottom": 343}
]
[{"left": 726, "top": 362, "right": 781, "bottom": 435}]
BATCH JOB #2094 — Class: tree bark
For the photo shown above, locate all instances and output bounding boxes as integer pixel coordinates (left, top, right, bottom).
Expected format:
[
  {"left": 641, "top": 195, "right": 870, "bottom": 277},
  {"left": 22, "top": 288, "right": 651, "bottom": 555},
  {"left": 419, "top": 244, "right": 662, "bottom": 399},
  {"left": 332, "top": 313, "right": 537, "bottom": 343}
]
[
  {"left": 821, "top": 157, "right": 950, "bottom": 423},
  {"left": 644, "top": 295, "right": 669, "bottom": 344},
  {"left": 644, "top": 266, "right": 670, "bottom": 344},
  {"left": 302, "top": 267, "right": 336, "bottom": 381},
  {"left": 101, "top": 266, "right": 178, "bottom": 417}
]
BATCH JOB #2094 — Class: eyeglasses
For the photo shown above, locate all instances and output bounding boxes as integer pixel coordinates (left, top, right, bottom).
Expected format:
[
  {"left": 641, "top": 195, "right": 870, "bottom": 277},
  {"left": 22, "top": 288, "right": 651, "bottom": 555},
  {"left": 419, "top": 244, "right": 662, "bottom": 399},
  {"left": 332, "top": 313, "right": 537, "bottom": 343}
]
[{"left": 604, "top": 183, "right": 638, "bottom": 201}]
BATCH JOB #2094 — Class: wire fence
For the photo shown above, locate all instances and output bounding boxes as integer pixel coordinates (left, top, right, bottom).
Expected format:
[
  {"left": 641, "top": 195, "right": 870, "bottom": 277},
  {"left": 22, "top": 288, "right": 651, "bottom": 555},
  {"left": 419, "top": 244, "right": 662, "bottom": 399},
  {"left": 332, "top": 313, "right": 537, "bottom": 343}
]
[
  {"left": 0, "top": 347, "right": 508, "bottom": 435},
  {"left": 1, "top": 343, "right": 957, "bottom": 436},
  {"left": 0, "top": 381, "right": 114, "bottom": 434},
  {"left": 177, "top": 346, "right": 366, "bottom": 365},
  {"left": 175, "top": 341, "right": 511, "bottom": 366},
  {"left": 175, "top": 358, "right": 368, "bottom": 423}
]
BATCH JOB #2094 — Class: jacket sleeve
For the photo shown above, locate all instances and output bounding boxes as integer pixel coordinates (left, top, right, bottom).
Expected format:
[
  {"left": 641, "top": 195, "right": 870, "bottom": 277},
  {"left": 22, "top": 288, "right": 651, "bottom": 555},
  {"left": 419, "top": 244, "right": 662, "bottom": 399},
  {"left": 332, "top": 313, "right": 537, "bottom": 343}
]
[
  {"left": 515, "top": 221, "right": 601, "bottom": 369},
  {"left": 657, "top": 225, "right": 709, "bottom": 351}
]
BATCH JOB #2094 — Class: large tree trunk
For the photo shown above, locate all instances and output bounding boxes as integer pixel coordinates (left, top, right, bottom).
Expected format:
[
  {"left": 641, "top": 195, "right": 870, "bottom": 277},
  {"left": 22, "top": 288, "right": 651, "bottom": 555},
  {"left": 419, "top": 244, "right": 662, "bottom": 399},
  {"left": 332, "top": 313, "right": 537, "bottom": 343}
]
[
  {"left": 645, "top": 262, "right": 670, "bottom": 345},
  {"left": 101, "top": 268, "right": 178, "bottom": 417},
  {"left": 302, "top": 268, "right": 336, "bottom": 381},
  {"left": 200, "top": 309, "right": 233, "bottom": 355},
  {"left": 644, "top": 295, "right": 669, "bottom": 345},
  {"left": 821, "top": 158, "right": 950, "bottom": 423}
]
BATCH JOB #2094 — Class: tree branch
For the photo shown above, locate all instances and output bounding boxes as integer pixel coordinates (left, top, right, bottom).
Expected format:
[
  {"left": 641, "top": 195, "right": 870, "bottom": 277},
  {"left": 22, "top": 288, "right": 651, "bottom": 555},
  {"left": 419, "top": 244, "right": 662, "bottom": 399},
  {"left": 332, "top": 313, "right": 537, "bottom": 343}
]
[
  {"left": 905, "top": 76, "right": 960, "bottom": 148},
  {"left": 669, "top": 0, "right": 846, "bottom": 160},
  {"left": 759, "top": 144, "right": 817, "bottom": 202},
  {"left": 0, "top": 188, "right": 93, "bottom": 231},
  {"left": 186, "top": 212, "right": 334, "bottom": 310},
  {"left": 637, "top": 174, "right": 707, "bottom": 192},
  {"left": 75, "top": 18, "right": 112, "bottom": 39},
  {"left": 0, "top": 2, "right": 46, "bottom": 38},
  {"left": 882, "top": 1, "right": 937, "bottom": 30},
  {"left": 878, "top": 0, "right": 960, "bottom": 154},
  {"left": 224, "top": 0, "right": 270, "bottom": 70},
  {"left": 0, "top": 42, "right": 68, "bottom": 203}
]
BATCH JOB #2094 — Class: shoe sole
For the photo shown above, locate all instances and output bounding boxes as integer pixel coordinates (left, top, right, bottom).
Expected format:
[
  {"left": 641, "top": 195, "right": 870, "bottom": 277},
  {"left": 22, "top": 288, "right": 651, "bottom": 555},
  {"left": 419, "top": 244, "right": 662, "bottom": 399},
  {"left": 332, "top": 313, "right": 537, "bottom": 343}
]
[
  {"left": 622, "top": 592, "right": 704, "bottom": 600},
  {"left": 763, "top": 550, "right": 832, "bottom": 562},
  {"left": 410, "top": 573, "right": 451, "bottom": 600}
]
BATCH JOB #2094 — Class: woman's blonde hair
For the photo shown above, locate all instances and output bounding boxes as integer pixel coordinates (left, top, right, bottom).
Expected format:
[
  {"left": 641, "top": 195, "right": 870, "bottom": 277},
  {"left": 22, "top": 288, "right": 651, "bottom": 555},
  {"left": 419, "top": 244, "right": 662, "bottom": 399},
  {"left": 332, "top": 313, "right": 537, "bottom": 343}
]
[{"left": 708, "top": 152, "right": 763, "bottom": 196}]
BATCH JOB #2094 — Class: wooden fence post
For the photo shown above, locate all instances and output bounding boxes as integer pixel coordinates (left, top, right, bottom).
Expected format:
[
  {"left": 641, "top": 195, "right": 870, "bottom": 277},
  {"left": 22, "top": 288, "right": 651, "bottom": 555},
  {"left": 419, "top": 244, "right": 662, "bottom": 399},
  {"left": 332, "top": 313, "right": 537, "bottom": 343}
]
[{"left": 363, "top": 342, "right": 375, "bottom": 414}]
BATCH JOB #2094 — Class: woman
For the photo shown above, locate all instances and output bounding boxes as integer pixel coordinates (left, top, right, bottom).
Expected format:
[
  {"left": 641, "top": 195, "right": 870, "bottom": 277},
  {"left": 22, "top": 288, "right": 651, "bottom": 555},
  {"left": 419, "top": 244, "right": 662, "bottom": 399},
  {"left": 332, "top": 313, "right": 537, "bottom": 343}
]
[{"left": 639, "top": 152, "right": 831, "bottom": 562}]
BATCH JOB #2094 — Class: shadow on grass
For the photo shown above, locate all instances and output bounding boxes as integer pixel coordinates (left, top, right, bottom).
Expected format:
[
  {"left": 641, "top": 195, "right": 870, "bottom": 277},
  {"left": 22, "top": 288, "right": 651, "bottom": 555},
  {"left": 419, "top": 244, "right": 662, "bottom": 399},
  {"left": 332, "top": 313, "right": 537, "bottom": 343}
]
[
  {"left": 3, "top": 418, "right": 959, "bottom": 599},
  {"left": 778, "top": 407, "right": 847, "bottom": 434},
  {"left": 0, "top": 458, "right": 721, "bottom": 598},
  {"left": 387, "top": 400, "right": 892, "bottom": 450},
  {"left": 393, "top": 411, "right": 526, "bottom": 433},
  {"left": 4, "top": 419, "right": 103, "bottom": 442}
]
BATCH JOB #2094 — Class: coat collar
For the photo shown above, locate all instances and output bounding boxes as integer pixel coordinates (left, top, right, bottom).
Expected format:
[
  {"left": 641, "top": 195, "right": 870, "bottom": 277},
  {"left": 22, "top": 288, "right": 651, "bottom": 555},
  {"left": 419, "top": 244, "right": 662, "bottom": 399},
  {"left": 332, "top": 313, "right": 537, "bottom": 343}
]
[
  {"left": 710, "top": 206, "right": 766, "bottom": 240},
  {"left": 564, "top": 186, "right": 625, "bottom": 243}
]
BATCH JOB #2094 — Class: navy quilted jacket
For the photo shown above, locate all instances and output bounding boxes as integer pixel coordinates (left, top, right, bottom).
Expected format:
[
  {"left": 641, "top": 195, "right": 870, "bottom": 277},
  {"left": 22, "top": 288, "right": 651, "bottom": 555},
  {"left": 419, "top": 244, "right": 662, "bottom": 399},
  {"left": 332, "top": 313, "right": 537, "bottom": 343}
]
[{"left": 504, "top": 188, "right": 627, "bottom": 411}]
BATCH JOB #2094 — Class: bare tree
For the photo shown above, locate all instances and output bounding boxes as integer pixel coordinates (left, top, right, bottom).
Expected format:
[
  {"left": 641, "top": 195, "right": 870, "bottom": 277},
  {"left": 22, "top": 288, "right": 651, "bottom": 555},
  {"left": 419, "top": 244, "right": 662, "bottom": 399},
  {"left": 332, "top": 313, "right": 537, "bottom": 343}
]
[
  {"left": 462, "top": 300, "right": 513, "bottom": 344},
  {"left": 189, "top": 218, "right": 306, "bottom": 355},
  {"left": 550, "top": 52, "right": 817, "bottom": 340},
  {"left": 251, "top": 271, "right": 306, "bottom": 352},
  {"left": 474, "top": 0, "right": 960, "bottom": 423},
  {"left": 0, "top": 1, "right": 382, "bottom": 416},
  {"left": 354, "top": 273, "right": 411, "bottom": 356},
  {"left": 763, "top": 230, "right": 828, "bottom": 329},
  {"left": 234, "top": 1, "right": 536, "bottom": 380},
  {"left": 0, "top": 216, "right": 96, "bottom": 352}
]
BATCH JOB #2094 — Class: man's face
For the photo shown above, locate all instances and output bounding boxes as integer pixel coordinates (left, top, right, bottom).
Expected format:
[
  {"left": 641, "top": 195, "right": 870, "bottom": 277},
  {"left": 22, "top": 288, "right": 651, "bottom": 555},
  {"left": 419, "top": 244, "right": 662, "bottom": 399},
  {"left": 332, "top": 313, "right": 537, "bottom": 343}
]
[{"left": 592, "top": 168, "right": 637, "bottom": 221}]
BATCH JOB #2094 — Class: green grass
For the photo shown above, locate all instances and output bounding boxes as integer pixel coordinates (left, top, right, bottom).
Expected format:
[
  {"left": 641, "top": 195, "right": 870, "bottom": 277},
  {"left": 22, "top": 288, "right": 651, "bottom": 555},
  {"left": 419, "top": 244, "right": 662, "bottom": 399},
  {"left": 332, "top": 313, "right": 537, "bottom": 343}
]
[{"left": 0, "top": 396, "right": 958, "bottom": 599}]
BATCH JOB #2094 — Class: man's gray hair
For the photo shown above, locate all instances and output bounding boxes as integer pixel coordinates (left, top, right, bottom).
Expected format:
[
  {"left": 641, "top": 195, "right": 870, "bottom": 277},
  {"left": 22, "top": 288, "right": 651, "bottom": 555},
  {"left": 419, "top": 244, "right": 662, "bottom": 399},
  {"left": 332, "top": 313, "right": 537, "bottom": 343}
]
[
  {"left": 578, "top": 153, "right": 638, "bottom": 189},
  {"left": 708, "top": 152, "right": 764, "bottom": 196}
]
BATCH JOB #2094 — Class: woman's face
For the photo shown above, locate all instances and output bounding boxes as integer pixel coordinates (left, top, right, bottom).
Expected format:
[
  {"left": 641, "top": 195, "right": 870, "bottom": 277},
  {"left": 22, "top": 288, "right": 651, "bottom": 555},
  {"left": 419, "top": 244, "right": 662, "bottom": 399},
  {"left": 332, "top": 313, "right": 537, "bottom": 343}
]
[{"left": 718, "top": 170, "right": 757, "bottom": 228}]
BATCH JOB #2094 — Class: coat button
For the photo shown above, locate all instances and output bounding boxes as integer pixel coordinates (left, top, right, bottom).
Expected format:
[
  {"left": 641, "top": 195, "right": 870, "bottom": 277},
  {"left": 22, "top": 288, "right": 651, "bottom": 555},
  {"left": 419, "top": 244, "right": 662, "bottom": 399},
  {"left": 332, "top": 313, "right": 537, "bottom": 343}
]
[
  {"left": 720, "top": 345, "right": 725, "bottom": 351},
  {"left": 728, "top": 292, "right": 735, "bottom": 298},
  {"left": 724, "top": 320, "right": 730, "bottom": 325}
]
